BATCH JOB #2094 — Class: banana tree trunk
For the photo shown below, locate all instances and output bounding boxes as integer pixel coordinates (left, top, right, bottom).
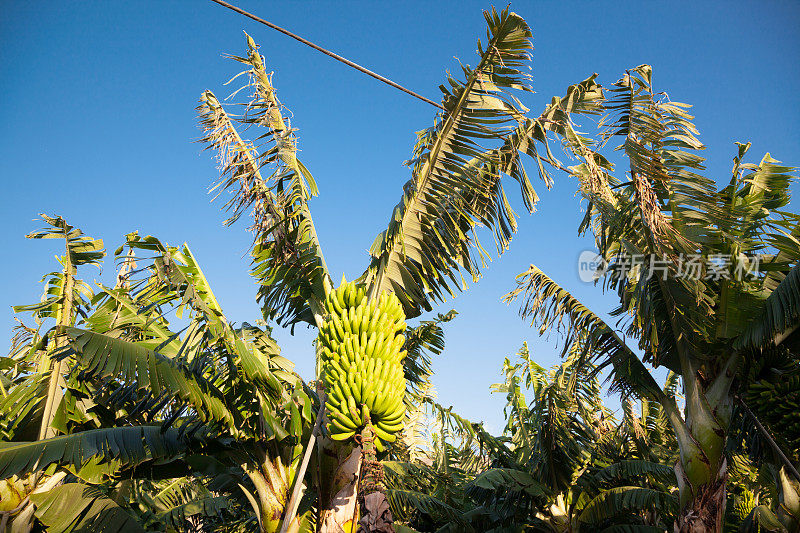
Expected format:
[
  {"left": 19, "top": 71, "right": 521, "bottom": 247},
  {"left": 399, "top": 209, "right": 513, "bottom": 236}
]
[
  {"left": 6, "top": 239, "right": 79, "bottom": 533},
  {"left": 317, "top": 410, "right": 396, "bottom": 533},
  {"left": 673, "top": 460, "right": 727, "bottom": 533},
  {"left": 356, "top": 418, "right": 393, "bottom": 533},
  {"left": 0, "top": 472, "right": 66, "bottom": 533},
  {"left": 242, "top": 455, "right": 300, "bottom": 533},
  {"left": 314, "top": 368, "right": 362, "bottom": 533},
  {"left": 318, "top": 443, "right": 361, "bottom": 533},
  {"left": 0, "top": 501, "right": 35, "bottom": 533},
  {"left": 672, "top": 356, "right": 738, "bottom": 533}
]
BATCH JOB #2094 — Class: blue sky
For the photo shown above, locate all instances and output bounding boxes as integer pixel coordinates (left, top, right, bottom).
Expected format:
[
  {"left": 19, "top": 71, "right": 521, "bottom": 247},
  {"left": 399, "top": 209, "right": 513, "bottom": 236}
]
[{"left": 2, "top": 1, "right": 798, "bottom": 433}]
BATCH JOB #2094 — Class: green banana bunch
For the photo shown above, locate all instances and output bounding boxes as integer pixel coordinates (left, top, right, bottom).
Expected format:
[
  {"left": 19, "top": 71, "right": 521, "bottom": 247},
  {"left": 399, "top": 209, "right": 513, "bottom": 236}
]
[
  {"left": 733, "top": 488, "right": 755, "bottom": 521},
  {"left": 318, "top": 279, "right": 407, "bottom": 452}
]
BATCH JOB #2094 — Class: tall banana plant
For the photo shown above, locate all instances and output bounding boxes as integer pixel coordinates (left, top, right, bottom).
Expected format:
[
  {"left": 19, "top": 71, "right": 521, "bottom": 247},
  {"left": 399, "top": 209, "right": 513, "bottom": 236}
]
[
  {"left": 1, "top": 224, "right": 316, "bottom": 532},
  {"left": 0, "top": 215, "right": 105, "bottom": 531},
  {"left": 10, "top": 215, "right": 105, "bottom": 442},
  {"left": 505, "top": 65, "right": 800, "bottom": 532},
  {"left": 196, "top": 8, "right": 608, "bottom": 532}
]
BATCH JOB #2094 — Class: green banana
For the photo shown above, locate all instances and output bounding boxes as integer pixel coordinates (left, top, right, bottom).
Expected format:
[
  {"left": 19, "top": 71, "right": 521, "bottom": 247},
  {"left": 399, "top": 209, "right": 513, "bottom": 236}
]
[
  {"left": 331, "top": 430, "right": 356, "bottom": 441},
  {"left": 372, "top": 424, "right": 398, "bottom": 443},
  {"left": 331, "top": 414, "right": 357, "bottom": 432},
  {"left": 377, "top": 417, "right": 404, "bottom": 433}
]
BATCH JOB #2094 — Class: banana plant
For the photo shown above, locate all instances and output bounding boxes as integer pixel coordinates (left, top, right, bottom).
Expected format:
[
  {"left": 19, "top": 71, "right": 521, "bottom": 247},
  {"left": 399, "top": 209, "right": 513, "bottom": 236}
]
[
  {"left": 0, "top": 225, "right": 317, "bottom": 532},
  {"left": 0, "top": 215, "right": 105, "bottom": 531},
  {"left": 7, "top": 216, "right": 104, "bottom": 441},
  {"left": 0, "top": 8, "right": 601, "bottom": 530},
  {"left": 82, "top": 234, "right": 317, "bottom": 533},
  {"left": 381, "top": 344, "right": 683, "bottom": 532},
  {"left": 475, "top": 344, "right": 679, "bottom": 532},
  {"left": 382, "top": 398, "right": 502, "bottom": 532},
  {"left": 504, "top": 65, "right": 800, "bottom": 532},
  {"left": 196, "top": 8, "right": 609, "bottom": 532}
]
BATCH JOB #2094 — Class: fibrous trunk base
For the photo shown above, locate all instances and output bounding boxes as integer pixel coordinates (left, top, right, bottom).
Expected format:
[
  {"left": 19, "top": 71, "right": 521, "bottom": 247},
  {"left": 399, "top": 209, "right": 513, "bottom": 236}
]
[
  {"left": 674, "top": 478, "right": 726, "bottom": 533},
  {"left": 357, "top": 492, "right": 393, "bottom": 533}
]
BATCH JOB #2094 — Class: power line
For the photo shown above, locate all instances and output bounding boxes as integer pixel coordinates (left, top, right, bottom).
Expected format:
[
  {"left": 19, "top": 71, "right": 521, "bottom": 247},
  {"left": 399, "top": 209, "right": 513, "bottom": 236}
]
[{"left": 208, "top": 0, "right": 445, "bottom": 111}]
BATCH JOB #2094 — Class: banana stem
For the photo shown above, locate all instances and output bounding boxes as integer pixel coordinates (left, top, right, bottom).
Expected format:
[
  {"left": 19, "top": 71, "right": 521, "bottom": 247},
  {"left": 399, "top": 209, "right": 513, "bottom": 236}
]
[
  {"left": 280, "top": 390, "right": 327, "bottom": 533},
  {"left": 38, "top": 236, "right": 75, "bottom": 441},
  {"left": 357, "top": 412, "right": 394, "bottom": 533},
  {"left": 359, "top": 416, "right": 378, "bottom": 499}
]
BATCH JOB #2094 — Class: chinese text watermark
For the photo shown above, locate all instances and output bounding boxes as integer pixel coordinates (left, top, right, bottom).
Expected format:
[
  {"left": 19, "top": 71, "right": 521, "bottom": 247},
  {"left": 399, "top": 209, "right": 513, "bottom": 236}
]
[{"left": 578, "top": 251, "right": 760, "bottom": 283}]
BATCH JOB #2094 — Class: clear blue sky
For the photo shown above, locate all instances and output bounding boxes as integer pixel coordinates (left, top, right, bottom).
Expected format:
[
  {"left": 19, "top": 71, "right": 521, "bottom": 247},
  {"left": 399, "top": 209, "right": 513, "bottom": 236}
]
[{"left": 2, "top": 1, "right": 798, "bottom": 433}]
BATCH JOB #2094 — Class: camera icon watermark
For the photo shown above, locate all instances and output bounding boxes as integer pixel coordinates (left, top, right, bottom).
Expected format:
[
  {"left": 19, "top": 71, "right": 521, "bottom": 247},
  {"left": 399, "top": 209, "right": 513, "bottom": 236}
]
[{"left": 578, "top": 250, "right": 608, "bottom": 282}]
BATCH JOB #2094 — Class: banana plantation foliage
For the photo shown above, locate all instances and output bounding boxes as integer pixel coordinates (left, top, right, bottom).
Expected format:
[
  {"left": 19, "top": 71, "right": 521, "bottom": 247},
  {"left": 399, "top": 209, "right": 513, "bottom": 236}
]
[{"left": 2, "top": 7, "right": 799, "bottom": 533}]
